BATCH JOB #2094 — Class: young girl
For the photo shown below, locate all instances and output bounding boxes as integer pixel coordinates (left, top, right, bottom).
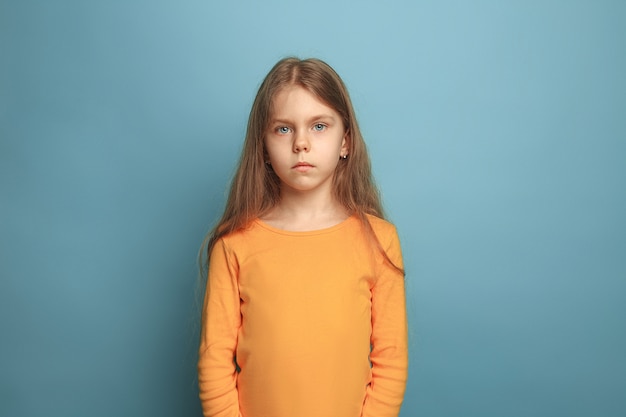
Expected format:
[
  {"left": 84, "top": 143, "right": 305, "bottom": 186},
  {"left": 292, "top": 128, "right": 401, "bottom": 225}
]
[{"left": 198, "top": 57, "right": 407, "bottom": 417}]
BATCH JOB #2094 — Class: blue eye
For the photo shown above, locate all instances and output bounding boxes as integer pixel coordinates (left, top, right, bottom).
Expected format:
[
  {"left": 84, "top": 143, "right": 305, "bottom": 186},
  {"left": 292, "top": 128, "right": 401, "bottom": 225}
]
[
  {"left": 277, "top": 126, "right": 291, "bottom": 134},
  {"left": 313, "top": 123, "right": 326, "bottom": 131}
]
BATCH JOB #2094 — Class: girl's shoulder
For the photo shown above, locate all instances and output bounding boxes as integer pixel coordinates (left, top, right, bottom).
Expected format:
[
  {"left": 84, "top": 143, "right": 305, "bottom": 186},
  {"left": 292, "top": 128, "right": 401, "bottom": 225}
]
[
  {"left": 365, "top": 213, "right": 399, "bottom": 236},
  {"left": 218, "top": 219, "right": 258, "bottom": 243}
]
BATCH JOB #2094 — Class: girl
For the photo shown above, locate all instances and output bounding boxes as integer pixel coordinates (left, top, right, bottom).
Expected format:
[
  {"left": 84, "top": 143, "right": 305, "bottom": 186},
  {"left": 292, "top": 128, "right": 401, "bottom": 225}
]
[{"left": 198, "top": 57, "right": 407, "bottom": 417}]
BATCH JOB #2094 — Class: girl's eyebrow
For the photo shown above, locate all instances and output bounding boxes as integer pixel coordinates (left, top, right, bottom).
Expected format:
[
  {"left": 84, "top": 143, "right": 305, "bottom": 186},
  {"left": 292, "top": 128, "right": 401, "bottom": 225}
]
[{"left": 270, "top": 114, "right": 337, "bottom": 125}]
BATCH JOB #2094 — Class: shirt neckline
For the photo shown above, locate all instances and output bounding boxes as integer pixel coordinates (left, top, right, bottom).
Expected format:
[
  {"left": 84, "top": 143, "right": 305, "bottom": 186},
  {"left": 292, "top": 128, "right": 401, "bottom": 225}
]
[{"left": 254, "top": 215, "right": 356, "bottom": 236}]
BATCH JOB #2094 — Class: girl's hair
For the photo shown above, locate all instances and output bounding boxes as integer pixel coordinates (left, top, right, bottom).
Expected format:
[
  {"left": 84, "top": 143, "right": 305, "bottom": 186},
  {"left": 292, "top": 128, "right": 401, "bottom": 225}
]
[{"left": 199, "top": 57, "right": 402, "bottom": 275}]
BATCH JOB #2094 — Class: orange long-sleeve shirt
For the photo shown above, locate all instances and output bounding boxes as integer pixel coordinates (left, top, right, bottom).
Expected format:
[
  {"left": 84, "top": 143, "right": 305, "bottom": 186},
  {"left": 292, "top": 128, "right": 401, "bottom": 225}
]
[{"left": 198, "top": 214, "right": 407, "bottom": 417}]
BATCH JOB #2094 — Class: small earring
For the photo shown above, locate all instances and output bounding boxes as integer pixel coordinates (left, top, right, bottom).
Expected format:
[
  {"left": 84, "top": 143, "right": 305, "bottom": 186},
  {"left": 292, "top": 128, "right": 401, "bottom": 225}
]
[
  {"left": 265, "top": 160, "right": 271, "bottom": 165},
  {"left": 341, "top": 154, "right": 348, "bottom": 159}
]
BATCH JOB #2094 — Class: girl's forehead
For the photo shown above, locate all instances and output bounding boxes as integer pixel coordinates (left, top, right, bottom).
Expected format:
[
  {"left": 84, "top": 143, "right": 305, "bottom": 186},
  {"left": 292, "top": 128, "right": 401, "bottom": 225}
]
[
  {"left": 273, "top": 84, "right": 315, "bottom": 101},
  {"left": 270, "top": 85, "right": 338, "bottom": 118}
]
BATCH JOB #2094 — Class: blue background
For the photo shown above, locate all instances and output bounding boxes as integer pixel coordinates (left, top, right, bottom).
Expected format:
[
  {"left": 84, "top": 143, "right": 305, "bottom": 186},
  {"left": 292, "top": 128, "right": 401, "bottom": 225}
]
[{"left": 1, "top": 1, "right": 625, "bottom": 416}]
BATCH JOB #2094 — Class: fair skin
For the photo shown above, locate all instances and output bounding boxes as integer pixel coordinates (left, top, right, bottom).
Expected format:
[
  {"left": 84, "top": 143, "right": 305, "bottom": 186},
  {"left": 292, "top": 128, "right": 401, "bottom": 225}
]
[{"left": 261, "top": 85, "right": 350, "bottom": 231}]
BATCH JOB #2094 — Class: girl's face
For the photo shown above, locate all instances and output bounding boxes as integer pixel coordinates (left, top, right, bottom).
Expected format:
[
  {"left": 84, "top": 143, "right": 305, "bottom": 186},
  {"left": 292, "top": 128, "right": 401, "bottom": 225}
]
[{"left": 265, "top": 85, "right": 348, "bottom": 196}]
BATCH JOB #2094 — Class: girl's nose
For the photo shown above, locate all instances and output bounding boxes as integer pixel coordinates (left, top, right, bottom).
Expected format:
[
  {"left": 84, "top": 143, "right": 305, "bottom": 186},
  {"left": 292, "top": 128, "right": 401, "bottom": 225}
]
[{"left": 293, "top": 132, "right": 310, "bottom": 152}]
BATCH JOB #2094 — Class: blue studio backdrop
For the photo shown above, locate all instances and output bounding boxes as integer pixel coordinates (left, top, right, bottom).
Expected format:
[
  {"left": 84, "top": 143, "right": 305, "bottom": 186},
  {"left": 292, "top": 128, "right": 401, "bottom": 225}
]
[{"left": 1, "top": 1, "right": 625, "bottom": 416}]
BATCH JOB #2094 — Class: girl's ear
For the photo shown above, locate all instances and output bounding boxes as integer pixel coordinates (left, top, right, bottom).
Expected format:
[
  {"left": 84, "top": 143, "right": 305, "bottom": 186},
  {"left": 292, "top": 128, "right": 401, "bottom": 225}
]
[{"left": 341, "top": 129, "right": 350, "bottom": 155}]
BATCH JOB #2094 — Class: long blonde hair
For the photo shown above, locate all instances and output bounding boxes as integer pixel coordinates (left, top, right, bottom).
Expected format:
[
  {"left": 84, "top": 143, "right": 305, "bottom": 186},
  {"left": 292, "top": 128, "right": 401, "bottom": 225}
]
[{"left": 199, "top": 57, "right": 401, "bottom": 274}]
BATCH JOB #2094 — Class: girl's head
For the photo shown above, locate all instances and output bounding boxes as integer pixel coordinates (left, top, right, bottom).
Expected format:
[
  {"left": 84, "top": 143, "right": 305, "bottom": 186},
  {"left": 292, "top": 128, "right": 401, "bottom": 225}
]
[
  {"left": 204, "top": 57, "right": 384, "bottom": 258},
  {"left": 238, "top": 57, "right": 380, "bottom": 216}
]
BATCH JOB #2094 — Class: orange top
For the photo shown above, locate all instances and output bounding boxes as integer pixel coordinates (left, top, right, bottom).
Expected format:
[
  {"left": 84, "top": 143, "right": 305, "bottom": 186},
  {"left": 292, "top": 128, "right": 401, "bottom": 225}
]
[{"left": 198, "top": 215, "right": 407, "bottom": 417}]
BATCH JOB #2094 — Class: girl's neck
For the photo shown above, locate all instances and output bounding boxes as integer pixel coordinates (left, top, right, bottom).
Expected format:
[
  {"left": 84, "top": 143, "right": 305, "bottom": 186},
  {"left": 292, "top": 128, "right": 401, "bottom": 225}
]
[{"left": 261, "top": 188, "right": 349, "bottom": 232}]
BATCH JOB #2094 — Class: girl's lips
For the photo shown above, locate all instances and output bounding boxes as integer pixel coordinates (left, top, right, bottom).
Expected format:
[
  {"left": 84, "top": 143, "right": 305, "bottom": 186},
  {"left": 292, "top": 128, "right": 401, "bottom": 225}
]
[{"left": 292, "top": 162, "right": 313, "bottom": 172}]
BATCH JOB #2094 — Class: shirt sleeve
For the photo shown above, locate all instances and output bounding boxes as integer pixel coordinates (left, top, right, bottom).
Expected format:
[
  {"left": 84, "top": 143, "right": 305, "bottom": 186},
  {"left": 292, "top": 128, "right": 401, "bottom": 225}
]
[
  {"left": 197, "top": 238, "right": 243, "bottom": 417},
  {"left": 362, "top": 226, "right": 408, "bottom": 417}
]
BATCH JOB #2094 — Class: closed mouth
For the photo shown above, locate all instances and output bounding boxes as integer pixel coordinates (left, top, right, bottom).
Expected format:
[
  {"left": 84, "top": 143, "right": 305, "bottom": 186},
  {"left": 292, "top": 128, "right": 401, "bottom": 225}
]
[{"left": 292, "top": 162, "right": 314, "bottom": 168}]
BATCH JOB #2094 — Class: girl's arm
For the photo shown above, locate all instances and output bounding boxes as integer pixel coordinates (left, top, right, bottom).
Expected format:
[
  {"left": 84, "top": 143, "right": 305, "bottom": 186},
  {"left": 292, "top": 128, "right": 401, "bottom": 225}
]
[
  {"left": 362, "top": 227, "right": 408, "bottom": 417},
  {"left": 198, "top": 239, "right": 242, "bottom": 417}
]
